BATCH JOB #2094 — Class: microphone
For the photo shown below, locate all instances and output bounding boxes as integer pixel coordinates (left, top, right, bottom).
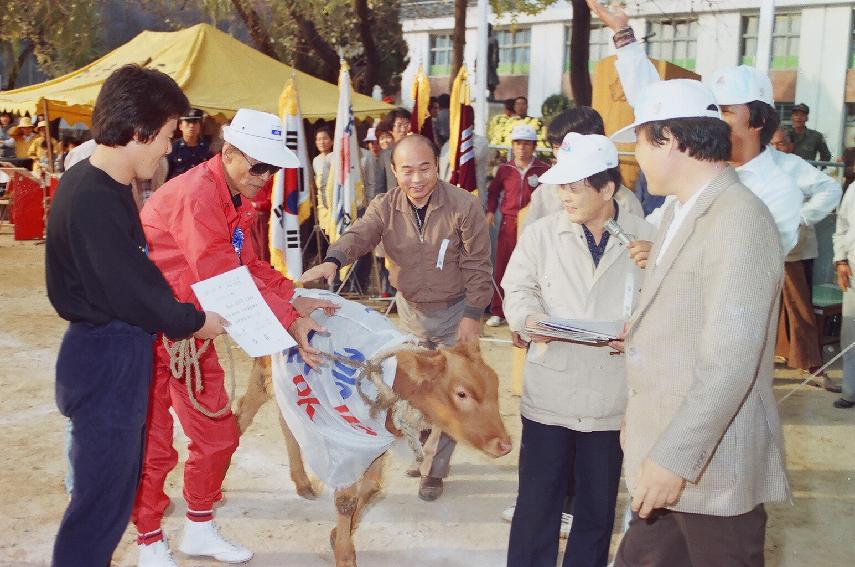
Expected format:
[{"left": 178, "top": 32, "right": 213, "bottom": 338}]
[{"left": 603, "top": 219, "right": 634, "bottom": 247}]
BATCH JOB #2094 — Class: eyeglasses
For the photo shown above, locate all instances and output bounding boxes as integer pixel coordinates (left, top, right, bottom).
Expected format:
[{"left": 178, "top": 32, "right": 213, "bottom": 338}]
[{"left": 235, "top": 147, "right": 280, "bottom": 176}]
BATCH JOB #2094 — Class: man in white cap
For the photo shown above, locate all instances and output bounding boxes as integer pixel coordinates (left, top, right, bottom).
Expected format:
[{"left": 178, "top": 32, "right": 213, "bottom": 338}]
[
  {"left": 485, "top": 123, "right": 550, "bottom": 327},
  {"left": 361, "top": 126, "right": 384, "bottom": 204},
  {"left": 587, "top": 0, "right": 802, "bottom": 258},
  {"left": 607, "top": 78, "right": 789, "bottom": 566},
  {"left": 502, "top": 133, "right": 654, "bottom": 567},
  {"left": 133, "top": 108, "right": 337, "bottom": 566}
]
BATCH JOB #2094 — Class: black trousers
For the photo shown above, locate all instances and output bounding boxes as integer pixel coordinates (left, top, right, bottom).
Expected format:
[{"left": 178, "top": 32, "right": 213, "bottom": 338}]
[
  {"left": 507, "top": 416, "right": 623, "bottom": 567},
  {"left": 613, "top": 505, "right": 767, "bottom": 567},
  {"left": 52, "top": 321, "right": 154, "bottom": 567}
]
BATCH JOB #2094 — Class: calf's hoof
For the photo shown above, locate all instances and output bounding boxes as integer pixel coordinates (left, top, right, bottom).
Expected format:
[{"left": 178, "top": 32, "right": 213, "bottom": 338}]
[{"left": 295, "top": 480, "right": 318, "bottom": 500}]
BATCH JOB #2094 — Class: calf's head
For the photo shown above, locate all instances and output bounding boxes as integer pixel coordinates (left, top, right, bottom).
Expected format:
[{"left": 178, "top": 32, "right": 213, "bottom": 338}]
[{"left": 394, "top": 341, "right": 512, "bottom": 458}]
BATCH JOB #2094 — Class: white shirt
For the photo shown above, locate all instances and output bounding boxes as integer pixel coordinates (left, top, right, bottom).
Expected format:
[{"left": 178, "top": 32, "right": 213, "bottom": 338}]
[
  {"left": 656, "top": 187, "right": 703, "bottom": 266},
  {"left": 616, "top": 41, "right": 802, "bottom": 255}
]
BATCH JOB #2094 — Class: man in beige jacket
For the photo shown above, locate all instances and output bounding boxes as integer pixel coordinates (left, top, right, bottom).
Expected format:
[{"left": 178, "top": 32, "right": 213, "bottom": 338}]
[
  {"left": 301, "top": 134, "right": 493, "bottom": 501},
  {"left": 503, "top": 132, "right": 654, "bottom": 567},
  {"left": 609, "top": 79, "right": 789, "bottom": 566}
]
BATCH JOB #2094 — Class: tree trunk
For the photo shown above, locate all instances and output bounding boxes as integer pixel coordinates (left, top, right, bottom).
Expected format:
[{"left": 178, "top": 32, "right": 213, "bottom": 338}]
[
  {"left": 569, "top": 0, "right": 592, "bottom": 106},
  {"left": 352, "top": 0, "right": 380, "bottom": 94},
  {"left": 285, "top": 3, "right": 341, "bottom": 84},
  {"left": 230, "top": 0, "right": 278, "bottom": 59},
  {"left": 4, "top": 42, "right": 35, "bottom": 90},
  {"left": 450, "top": 0, "right": 467, "bottom": 91}
]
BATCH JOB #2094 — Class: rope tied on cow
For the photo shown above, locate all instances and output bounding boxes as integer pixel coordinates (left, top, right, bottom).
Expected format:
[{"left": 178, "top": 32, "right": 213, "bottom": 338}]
[
  {"left": 318, "top": 343, "right": 432, "bottom": 463},
  {"left": 161, "top": 335, "right": 236, "bottom": 419}
]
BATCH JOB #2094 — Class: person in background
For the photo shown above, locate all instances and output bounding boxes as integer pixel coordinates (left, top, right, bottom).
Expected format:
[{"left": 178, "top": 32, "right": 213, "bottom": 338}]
[
  {"left": 46, "top": 63, "right": 226, "bottom": 567},
  {"left": 787, "top": 103, "right": 831, "bottom": 163},
  {"left": 166, "top": 108, "right": 212, "bottom": 180},
  {"left": 377, "top": 123, "right": 394, "bottom": 151},
  {"left": 28, "top": 120, "right": 61, "bottom": 174},
  {"left": 770, "top": 126, "right": 843, "bottom": 392},
  {"left": 504, "top": 133, "right": 654, "bottom": 567},
  {"left": 485, "top": 124, "right": 550, "bottom": 327},
  {"left": 11, "top": 116, "right": 36, "bottom": 159},
  {"left": 838, "top": 135, "right": 855, "bottom": 191},
  {"left": 833, "top": 185, "right": 855, "bottom": 409},
  {"left": 513, "top": 96, "right": 529, "bottom": 119},
  {"left": 312, "top": 124, "right": 335, "bottom": 194},
  {"left": 435, "top": 93, "right": 451, "bottom": 147},
  {"left": 0, "top": 111, "right": 17, "bottom": 159},
  {"left": 361, "top": 127, "right": 384, "bottom": 204}
]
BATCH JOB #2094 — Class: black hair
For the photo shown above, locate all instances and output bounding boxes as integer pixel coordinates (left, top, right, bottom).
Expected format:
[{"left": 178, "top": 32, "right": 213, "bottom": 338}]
[
  {"left": 91, "top": 64, "right": 189, "bottom": 147},
  {"left": 546, "top": 106, "right": 606, "bottom": 146},
  {"left": 387, "top": 107, "right": 412, "bottom": 122},
  {"left": 504, "top": 99, "right": 515, "bottom": 112},
  {"left": 315, "top": 124, "right": 333, "bottom": 138},
  {"left": 429, "top": 96, "right": 438, "bottom": 105},
  {"left": 390, "top": 134, "right": 439, "bottom": 168},
  {"left": 585, "top": 167, "right": 622, "bottom": 193},
  {"left": 437, "top": 94, "right": 451, "bottom": 109},
  {"left": 747, "top": 101, "right": 779, "bottom": 147},
  {"left": 637, "top": 116, "right": 732, "bottom": 163},
  {"left": 514, "top": 96, "right": 528, "bottom": 104}
]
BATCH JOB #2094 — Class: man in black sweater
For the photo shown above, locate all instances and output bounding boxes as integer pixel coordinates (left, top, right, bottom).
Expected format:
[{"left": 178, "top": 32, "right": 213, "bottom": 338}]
[{"left": 45, "top": 64, "right": 225, "bottom": 567}]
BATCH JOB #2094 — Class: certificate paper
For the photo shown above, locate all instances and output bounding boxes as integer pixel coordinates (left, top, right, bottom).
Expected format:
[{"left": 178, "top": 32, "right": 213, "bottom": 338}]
[{"left": 191, "top": 266, "right": 296, "bottom": 357}]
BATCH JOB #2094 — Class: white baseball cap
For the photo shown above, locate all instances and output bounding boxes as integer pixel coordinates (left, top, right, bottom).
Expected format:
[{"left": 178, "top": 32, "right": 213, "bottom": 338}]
[
  {"left": 222, "top": 108, "right": 300, "bottom": 168},
  {"left": 363, "top": 127, "right": 377, "bottom": 142},
  {"left": 706, "top": 65, "right": 774, "bottom": 106},
  {"left": 510, "top": 123, "right": 538, "bottom": 142},
  {"left": 611, "top": 79, "right": 722, "bottom": 143},
  {"left": 540, "top": 133, "right": 619, "bottom": 185}
]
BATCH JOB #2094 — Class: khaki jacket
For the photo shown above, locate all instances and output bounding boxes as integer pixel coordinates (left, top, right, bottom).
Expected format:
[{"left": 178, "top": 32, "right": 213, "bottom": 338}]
[
  {"left": 623, "top": 167, "right": 789, "bottom": 517},
  {"left": 503, "top": 209, "right": 654, "bottom": 431},
  {"left": 327, "top": 180, "right": 492, "bottom": 319}
]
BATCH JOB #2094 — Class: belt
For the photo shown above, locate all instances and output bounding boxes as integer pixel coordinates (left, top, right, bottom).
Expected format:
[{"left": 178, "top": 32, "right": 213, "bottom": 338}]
[{"left": 400, "top": 295, "right": 464, "bottom": 312}]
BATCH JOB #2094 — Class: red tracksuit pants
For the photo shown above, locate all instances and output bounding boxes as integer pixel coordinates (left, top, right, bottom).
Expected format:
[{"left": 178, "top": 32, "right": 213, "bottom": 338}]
[
  {"left": 132, "top": 338, "right": 240, "bottom": 534},
  {"left": 491, "top": 215, "right": 518, "bottom": 318}
]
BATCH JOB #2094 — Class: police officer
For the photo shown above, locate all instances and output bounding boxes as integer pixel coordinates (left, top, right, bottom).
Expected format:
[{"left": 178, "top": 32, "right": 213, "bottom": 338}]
[
  {"left": 166, "top": 108, "right": 212, "bottom": 180},
  {"left": 787, "top": 103, "right": 832, "bottom": 163}
]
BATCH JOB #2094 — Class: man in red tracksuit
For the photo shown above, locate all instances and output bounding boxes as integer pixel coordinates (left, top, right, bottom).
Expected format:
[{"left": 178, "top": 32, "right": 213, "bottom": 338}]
[
  {"left": 485, "top": 123, "right": 550, "bottom": 327},
  {"left": 133, "top": 108, "right": 335, "bottom": 567}
]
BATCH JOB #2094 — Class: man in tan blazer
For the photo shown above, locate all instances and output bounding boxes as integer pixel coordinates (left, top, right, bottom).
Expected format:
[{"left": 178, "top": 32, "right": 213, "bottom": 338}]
[{"left": 609, "top": 80, "right": 790, "bottom": 566}]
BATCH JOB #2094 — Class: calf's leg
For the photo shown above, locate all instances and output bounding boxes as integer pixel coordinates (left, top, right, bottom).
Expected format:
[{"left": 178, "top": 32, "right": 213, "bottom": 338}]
[
  {"left": 352, "top": 454, "right": 385, "bottom": 532},
  {"left": 234, "top": 356, "right": 270, "bottom": 434},
  {"left": 332, "top": 485, "right": 359, "bottom": 567},
  {"left": 278, "top": 413, "right": 317, "bottom": 499}
]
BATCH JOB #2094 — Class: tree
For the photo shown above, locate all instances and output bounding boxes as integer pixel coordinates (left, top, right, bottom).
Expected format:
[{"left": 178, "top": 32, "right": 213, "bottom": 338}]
[
  {"left": 0, "top": 0, "right": 101, "bottom": 90},
  {"left": 568, "top": 0, "right": 592, "bottom": 106},
  {"left": 450, "top": 0, "right": 467, "bottom": 91}
]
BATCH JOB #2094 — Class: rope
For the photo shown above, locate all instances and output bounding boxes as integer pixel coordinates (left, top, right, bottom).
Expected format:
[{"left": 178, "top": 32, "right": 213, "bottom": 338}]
[
  {"left": 776, "top": 338, "right": 855, "bottom": 406},
  {"left": 161, "top": 335, "right": 236, "bottom": 419},
  {"left": 318, "top": 342, "right": 432, "bottom": 462}
]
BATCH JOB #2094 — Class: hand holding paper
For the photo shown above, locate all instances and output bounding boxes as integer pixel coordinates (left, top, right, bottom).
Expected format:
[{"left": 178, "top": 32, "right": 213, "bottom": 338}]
[{"left": 191, "top": 266, "right": 297, "bottom": 357}]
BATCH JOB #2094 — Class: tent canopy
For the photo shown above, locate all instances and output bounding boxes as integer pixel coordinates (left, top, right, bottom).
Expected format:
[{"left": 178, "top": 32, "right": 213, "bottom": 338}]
[{"left": 0, "top": 23, "right": 393, "bottom": 126}]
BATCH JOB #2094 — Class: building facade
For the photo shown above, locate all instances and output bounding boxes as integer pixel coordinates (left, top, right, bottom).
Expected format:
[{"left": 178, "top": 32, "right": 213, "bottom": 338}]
[{"left": 401, "top": 0, "right": 855, "bottom": 157}]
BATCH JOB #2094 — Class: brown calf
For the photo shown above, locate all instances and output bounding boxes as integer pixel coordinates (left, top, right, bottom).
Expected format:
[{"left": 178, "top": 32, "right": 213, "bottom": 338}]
[{"left": 234, "top": 340, "right": 512, "bottom": 567}]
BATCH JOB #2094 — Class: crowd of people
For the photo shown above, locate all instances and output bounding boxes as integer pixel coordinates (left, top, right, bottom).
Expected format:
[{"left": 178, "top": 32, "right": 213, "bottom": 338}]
[{"left": 28, "top": 2, "right": 855, "bottom": 567}]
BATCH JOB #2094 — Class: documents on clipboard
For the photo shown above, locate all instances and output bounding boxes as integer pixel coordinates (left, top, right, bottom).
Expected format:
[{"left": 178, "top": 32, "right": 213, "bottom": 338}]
[
  {"left": 191, "top": 266, "right": 296, "bottom": 357},
  {"left": 525, "top": 318, "right": 623, "bottom": 344}
]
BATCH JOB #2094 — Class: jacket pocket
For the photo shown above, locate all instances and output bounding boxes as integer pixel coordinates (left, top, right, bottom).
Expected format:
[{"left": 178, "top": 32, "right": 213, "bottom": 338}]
[{"left": 526, "top": 341, "right": 569, "bottom": 371}]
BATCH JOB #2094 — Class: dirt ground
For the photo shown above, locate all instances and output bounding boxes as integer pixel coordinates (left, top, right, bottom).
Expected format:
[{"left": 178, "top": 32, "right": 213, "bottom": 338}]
[{"left": 1, "top": 230, "right": 853, "bottom": 567}]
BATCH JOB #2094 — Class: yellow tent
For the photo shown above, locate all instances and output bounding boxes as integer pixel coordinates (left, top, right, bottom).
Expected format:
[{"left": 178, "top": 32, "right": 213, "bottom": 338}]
[{"left": 0, "top": 23, "right": 393, "bottom": 126}]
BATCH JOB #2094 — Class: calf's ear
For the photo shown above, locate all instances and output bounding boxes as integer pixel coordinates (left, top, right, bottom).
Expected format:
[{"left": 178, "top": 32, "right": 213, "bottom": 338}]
[{"left": 397, "top": 349, "right": 447, "bottom": 379}]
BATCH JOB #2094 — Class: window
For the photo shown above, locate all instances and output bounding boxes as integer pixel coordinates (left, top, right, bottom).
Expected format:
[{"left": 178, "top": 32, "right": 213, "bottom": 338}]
[
  {"left": 497, "top": 27, "right": 531, "bottom": 75},
  {"left": 741, "top": 12, "right": 800, "bottom": 69},
  {"left": 428, "top": 33, "right": 453, "bottom": 76},
  {"left": 850, "top": 13, "right": 855, "bottom": 68},
  {"left": 563, "top": 24, "right": 611, "bottom": 72},
  {"left": 645, "top": 19, "right": 698, "bottom": 70}
]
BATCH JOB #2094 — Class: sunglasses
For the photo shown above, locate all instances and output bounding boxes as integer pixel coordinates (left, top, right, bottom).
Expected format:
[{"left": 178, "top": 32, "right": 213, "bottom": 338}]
[{"left": 235, "top": 147, "right": 280, "bottom": 176}]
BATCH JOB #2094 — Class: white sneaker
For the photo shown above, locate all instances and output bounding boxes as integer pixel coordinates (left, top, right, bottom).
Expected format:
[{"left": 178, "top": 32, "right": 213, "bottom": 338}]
[
  {"left": 178, "top": 519, "right": 253, "bottom": 563},
  {"left": 486, "top": 315, "right": 504, "bottom": 327},
  {"left": 501, "top": 505, "right": 515, "bottom": 522},
  {"left": 138, "top": 538, "right": 179, "bottom": 567},
  {"left": 559, "top": 512, "right": 573, "bottom": 539}
]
